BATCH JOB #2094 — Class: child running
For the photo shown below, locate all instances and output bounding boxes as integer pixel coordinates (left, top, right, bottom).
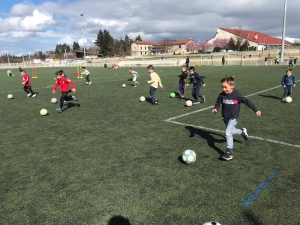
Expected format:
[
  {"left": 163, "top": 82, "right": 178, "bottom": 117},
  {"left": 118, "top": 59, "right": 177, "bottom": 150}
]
[
  {"left": 128, "top": 68, "right": 139, "bottom": 87},
  {"left": 281, "top": 69, "right": 296, "bottom": 102},
  {"left": 147, "top": 65, "right": 163, "bottom": 105},
  {"left": 186, "top": 66, "right": 205, "bottom": 104},
  {"left": 52, "top": 71, "right": 78, "bottom": 113},
  {"left": 7, "top": 69, "right": 13, "bottom": 76},
  {"left": 178, "top": 66, "right": 188, "bottom": 98},
  {"left": 82, "top": 66, "right": 91, "bottom": 85},
  {"left": 21, "top": 70, "right": 36, "bottom": 97},
  {"left": 212, "top": 76, "right": 261, "bottom": 161}
]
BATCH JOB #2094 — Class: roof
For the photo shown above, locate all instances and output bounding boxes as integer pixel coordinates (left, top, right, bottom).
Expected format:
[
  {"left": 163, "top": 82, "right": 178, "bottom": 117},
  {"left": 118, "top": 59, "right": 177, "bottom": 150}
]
[
  {"left": 133, "top": 39, "right": 195, "bottom": 46},
  {"left": 219, "top": 28, "right": 291, "bottom": 45}
]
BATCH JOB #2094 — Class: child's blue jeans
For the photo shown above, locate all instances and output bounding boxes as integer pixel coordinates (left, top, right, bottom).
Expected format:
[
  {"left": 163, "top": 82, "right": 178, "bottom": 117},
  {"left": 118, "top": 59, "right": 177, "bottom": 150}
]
[
  {"left": 150, "top": 86, "right": 157, "bottom": 102},
  {"left": 179, "top": 83, "right": 185, "bottom": 94},
  {"left": 282, "top": 85, "right": 292, "bottom": 98},
  {"left": 224, "top": 118, "right": 242, "bottom": 152}
]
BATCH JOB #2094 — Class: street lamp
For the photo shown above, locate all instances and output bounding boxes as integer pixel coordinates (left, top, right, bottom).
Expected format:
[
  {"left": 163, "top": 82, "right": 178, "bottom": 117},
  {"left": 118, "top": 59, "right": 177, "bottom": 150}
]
[
  {"left": 280, "top": 0, "right": 287, "bottom": 62},
  {"left": 80, "top": 13, "right": 86, "bottom": 65},
  {"left": 28, "top": 52, "right": 32, "bottom": 65}
]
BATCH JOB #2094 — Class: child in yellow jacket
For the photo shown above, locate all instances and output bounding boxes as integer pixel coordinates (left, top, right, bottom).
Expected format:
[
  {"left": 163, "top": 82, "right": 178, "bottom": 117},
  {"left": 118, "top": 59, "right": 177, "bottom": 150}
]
[{"left": 147, "top": 65, "right": 163, "bottom": 105}]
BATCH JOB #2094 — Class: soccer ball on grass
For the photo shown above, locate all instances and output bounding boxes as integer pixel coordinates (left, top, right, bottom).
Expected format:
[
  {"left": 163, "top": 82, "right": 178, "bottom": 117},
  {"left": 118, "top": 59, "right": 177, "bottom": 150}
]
[
  {"left": 51, "top": 98, "right": 57, "bottom": 103},
  {"left": 182, "top": 150, "right": 196, "bottom": 164},
  {"left": 203, "top": 222, "right": 222, "bottom": 225},
  {"left": 140, "top": 96, "right": 146, "bottom": 102},
  {"left": 7, "top": 94, "right": 13, "bottom": 99},
  {"left": 285, "top": 96, "right": 292, "bottom": 103},
  {"left": 122, "top": 84, "right": 126, "bottom": 88},
  {"left": 40, "top": 109, "right": 48, "bottom": 116},
  {"left": 186, "top": 100, "right": 192, "bottom": 107}
]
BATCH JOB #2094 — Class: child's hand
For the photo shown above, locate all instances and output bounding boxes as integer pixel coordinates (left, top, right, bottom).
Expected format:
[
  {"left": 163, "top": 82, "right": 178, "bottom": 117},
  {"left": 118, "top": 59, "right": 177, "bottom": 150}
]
[
  {"left": 294, "top": 84, "right": 296, "bottom": 87},
  {"left": 160, "top": 85, "right": 163, "bottom": 88},
  {"left": 52, "top": 90, "right": 55, "bottom": 94},
  {"left": 186, "top": 84, "right": 189, "bottom": 87},
  {"left": 212, "top": 109, "right": 218, "bottom": 114},
  {"left": 256, "top": 111, "right": 261, "bottom": 116},
  {"left": 283, "top": 85, "right": 286, "bottom": 88},
  {"left": 203, "top": 84, "right": 206, "bottom": 87},
  {"left": 72, "top": 88, "right": 76, "bottom": 93}
]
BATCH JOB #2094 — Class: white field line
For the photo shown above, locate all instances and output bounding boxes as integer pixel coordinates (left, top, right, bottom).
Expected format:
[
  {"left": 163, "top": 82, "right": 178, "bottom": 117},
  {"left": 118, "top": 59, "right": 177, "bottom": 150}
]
[
  {"left": 165, "top": 81, "right": 300, "bottom": 122},
  {"left": 167, "top": 120, "right": 300, "bottom": 148}
]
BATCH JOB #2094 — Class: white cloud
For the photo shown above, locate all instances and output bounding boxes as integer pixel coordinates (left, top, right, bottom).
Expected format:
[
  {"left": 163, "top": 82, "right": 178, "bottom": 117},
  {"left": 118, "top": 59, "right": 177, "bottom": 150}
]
[
  {"left": 11, "top": 31, "right": 32, "bottom": 38},
  {"left": 10, "top": 3, "right": 33, "bottom": 17},
  {"left": 57, "top": 36, "right": 75, "bottom": 45},
  {"left": 20, "top": 9, "right": 55, "bottom": 31}
]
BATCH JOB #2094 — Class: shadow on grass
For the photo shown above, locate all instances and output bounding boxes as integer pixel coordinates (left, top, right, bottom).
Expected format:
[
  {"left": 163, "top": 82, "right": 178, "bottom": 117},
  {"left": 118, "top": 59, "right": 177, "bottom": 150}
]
[
  {"left": 258, "top": 94, "right": 282, "bottom": 100},
  {"left": 145, "top": 97, "right": 153, "bottom": 104},
  {"left": 108, "top": 215, "right": 132, "bottom": 225},
  {"left": 243, "top": 210, "right": 264, "bottom": 225},
  {"left": 62, "top": 102, "right": 81, "bottom": 111},
  {"left": 185, "top": 126, "right": 242, "bottom": 159}
]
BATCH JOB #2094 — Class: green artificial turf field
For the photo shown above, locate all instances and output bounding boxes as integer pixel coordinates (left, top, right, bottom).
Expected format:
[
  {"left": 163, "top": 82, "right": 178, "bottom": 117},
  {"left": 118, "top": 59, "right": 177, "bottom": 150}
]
[{"left": 0, "top": 65, "right": 299, "bottom": 225}]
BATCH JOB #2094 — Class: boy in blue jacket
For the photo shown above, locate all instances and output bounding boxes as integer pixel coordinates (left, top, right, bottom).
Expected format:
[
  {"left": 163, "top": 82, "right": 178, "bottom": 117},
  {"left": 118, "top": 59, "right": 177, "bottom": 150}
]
[
  {"left": 281, "top": 69, "right": 296, "bottom": 102},
  {"left": 186, "top": 66, "right": 206, "bottom": 104}
]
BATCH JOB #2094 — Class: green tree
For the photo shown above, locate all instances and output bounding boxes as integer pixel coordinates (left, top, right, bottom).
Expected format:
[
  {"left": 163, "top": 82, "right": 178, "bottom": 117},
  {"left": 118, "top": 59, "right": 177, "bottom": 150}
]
[
  {"left": 228, "top": 38, "right": 236, "bottom": 51},
  {"left": 122, "top": 34, "right": 132, "bottom": 55},
  {"left": 135, "top": 34, "right": 142, "bottom": 41},
  {"left": 73, "top": 41, "right": 81, "bottom": 52},
  {"left": 95, "top": 29, "right": 114, "bottom": 56},
  {"left": 240, "top": 40, "right": 249, "bottom": 51}
]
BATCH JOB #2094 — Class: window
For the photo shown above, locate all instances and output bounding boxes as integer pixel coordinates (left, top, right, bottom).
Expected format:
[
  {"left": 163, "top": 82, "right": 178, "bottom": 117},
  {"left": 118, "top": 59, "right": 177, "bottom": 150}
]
[
  {"left": 145, "top": 47, "right": 146, "bottom": 50},
  {"left": 141, "top": 52, "right": 142, "bottom": 55},
  {"left": 140, "top": 47, "right": 142, "bottom": 50},
  {"left": 179, "top": 44, "right": 181, "bottom": 48}
]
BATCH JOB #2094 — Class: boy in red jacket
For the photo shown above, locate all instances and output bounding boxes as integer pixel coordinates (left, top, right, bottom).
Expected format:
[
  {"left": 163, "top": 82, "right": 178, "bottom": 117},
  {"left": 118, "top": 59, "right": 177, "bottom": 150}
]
[
  {"left": 52, "top": 71, "right": 77, "bottom": 113},
  {"left": 21, "top": 70, "right": 36, "bottom": 97}
]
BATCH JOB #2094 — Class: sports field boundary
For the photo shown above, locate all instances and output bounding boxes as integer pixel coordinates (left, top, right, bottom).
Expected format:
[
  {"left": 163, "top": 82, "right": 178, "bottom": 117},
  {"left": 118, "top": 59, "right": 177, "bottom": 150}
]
[{"left": 165, "top": 82, "right": 300, "bottom": 148}]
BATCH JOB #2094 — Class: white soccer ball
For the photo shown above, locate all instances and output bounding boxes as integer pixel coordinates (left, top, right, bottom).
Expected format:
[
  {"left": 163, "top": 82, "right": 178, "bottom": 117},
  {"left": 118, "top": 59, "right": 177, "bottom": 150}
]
[
  {"left": 122, "top": 84, "right": 126, "bottom": 88},
  {"left": 285, "top": 96, "right": 292, "bottom": 103},
  {"left": 51, "top": 98, "right": 57, "bottom": 103},
  {"left": 186, "top": 100, "right": 192, "bottom": 107},
  {"left": 140, "top": 96, "right": 146, "bottom": 102},
  {"left": 182, "top": 150, "right": 196, "bottom": 164},
  {"left": 203, "top": 222, "right": 222, "bottom": 225},
  {"left": 7, "top": 94, "right": 13, "bottom": 99},
  {"left": 40, "top": 109, "right": 48, "bottom": 116}
]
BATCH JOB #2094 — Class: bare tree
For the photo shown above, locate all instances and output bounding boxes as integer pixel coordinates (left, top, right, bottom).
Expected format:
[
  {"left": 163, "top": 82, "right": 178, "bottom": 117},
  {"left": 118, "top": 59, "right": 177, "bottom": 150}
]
[
  {"left": 234, "top": 26, "right": 245, "bottom": 52},
  {"left": 160, "top": 38, "right": 173, "bottom": 54}
]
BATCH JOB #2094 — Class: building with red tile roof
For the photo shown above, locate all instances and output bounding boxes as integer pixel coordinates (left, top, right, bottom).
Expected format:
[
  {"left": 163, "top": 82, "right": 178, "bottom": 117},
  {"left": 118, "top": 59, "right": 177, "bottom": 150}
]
[
  {"left": 131, "top": 39, "right": 196, "bottom": 56},
  {"left": 207, "top": 28, "right": 291, "bottom": 51}
]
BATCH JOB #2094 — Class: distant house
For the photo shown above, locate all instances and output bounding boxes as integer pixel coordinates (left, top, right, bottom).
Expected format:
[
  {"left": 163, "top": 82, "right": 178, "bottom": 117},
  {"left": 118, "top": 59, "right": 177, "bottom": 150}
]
[
  {"left": 207, "top": 27, "right": 291, "bottom": 51},
  {"left": 131, "top": 39, "right": 197, "bottom": 56}
]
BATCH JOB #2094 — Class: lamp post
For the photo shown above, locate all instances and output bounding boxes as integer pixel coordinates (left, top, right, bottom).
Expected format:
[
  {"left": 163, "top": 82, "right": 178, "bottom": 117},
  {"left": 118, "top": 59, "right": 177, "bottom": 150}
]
[
  {"left": 280, "top": 0, "right": 287, "bottom": 62},
  {"left": 7, "top": 52, "right": 10, "bottom": 68},
  {"left": 28, "top": 52, "right": 32, "bottom": 65},
  {"left": 80, "top": 13, "right": 86, "bottom": 65}
]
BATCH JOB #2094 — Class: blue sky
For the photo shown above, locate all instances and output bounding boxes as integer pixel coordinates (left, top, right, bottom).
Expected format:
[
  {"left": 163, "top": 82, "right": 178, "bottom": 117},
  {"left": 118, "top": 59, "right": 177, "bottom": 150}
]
[{"left": 0, "top": 0, "right": 299, "bottom": 56}]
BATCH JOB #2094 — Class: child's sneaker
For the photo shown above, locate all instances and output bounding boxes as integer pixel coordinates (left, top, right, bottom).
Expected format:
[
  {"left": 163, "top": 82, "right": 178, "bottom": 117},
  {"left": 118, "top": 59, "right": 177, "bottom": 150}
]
[
  {"left": 56, "top": 107, "right": 62, "bottom": 113},
  {"left": 72, "top": 96, "right": 77, "bottom": 101},
  {"left": 201, "top": 95, "right": 206, "bottom": 103},
  {"left": 281, "top": 98, "right": 285, "bottom": 102},
  {"left": 86, "top": 82, "right": 89, "bottom": 85},
  {"left": 152, "top": 101, "right": 158, "bottom": 105},
  {"left": 89, "top": 81, "right": 92, "bottom": 85},
  {"left": 27, "top": 93, "right": 32, "bottom": 97},
  {"left": 221, "top": 151, "right": 233, "bottom": 161},
  {"left": 193, "top": 101, "right": 200, "bottom": 105},
  {"left": 241, "top": 128, "right": 248, "bottom": 140},
  {"left": 32, "top": 94, "right": 36, "bottom": 97}
]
